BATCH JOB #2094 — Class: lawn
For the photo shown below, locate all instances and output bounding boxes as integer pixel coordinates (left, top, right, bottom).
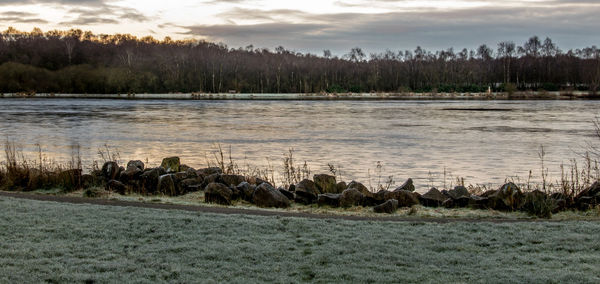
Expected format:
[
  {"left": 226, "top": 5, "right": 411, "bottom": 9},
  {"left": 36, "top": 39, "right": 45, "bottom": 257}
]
[{"left": 1, "top": 196, "right": 599, "bottom": 283}]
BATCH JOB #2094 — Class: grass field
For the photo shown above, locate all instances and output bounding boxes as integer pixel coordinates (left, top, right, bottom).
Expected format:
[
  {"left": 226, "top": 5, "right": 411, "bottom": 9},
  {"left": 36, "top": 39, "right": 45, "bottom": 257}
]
[{"left": 1, "top": 196, "right": 600, "bottom": 283}]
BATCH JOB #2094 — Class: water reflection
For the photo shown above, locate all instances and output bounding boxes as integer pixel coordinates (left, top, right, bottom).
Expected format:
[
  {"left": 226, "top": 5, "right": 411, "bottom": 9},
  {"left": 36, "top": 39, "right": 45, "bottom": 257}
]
[{"left": 0, "top": 98, "right": 598, "bottom": 189}]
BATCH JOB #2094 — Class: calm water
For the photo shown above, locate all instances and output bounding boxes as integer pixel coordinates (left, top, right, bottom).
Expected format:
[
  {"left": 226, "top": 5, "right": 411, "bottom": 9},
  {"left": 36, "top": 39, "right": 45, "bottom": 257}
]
[{"left": 1, "top": 98, "right": 598, "bottom": 189}]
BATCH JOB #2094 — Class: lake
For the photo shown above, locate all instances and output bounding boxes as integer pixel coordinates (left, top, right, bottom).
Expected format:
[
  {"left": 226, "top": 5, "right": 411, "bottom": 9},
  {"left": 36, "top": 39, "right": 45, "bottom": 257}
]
[{"left": 1, "top": 98, "right": 598, "bottom": 190}]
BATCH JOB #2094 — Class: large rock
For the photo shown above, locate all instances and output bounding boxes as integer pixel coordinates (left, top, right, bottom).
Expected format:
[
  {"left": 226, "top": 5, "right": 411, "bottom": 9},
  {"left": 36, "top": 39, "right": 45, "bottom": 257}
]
[
  {"left": 419, "top": 188, "right": 448, "bottom": 207},
  {"left": 576, "top": 181, "right": 600, "bottom": 200},
  {"left": 347, "top": 181, "right": 374, "bottom": 198},
  {"left": 197, "top": 167, "right": 222, "bottom": 180},
  {"left": 221, "top": 174, "right": 246, "bottom": 187},
  {"left": 106, "top": 179, "right": 126, "bottom": 194},
  {"left": 57, "top": 169, "right": 82, "bottom": 191},
  {"left": 205, "top": 182, "right": 233, "bottom": 205},
  {"left": 384, "top": 190, "right": 420, "bottom": 207},
  {"left": 157, "top": 174, "right": 176, "bottom": 196},
  {"left": 317, "top": 193, "right": 341, "bottom": 207},
  {"left": 394, "top": 178, "right": 415, "bottom": 192},
  {"left": 447, "top": 186, "right": 470, "bottom": 200},
  {"left": 126, "top": 160, "right": 145, "bottom": 171},
  {"left": 314, "top": 174, "right": 337, "bottom": 193},
  {"left": 335, "top": 182, "right": 347, "bottom": 194},
  {"left": 140, "top": 168, "right": 161, "bottom": 194},
  {"left": 119, "top": 166, "right": 142, "bottom": 183},
  {"left": 101, "top": 161, "right": 120, "bottom": 181},
  {"left": 340, "top": 188, "right": 364, "bottom": 208},
  {"left": 252, "top": 183, "right": 291, "bottom": 208},
  {"left": 488, "top": 182, "right": 523, "bottom": 211},
  {"left": 278, "top": 188, "right": 295, "bottom": 201},
  {"left": 295, "top": 179, "right": 320, "bottom": 204},
  {"left": 374, "top": 199, "right": 399, "bottom": 214},
  {"left": 179, "top": 178, "right": 202, "bottom": 193},
  {"left": 160, "top": 157, "right": 180, "bottom": 173},
  {"left": 236, "top": 182, "right": 256, "bottom": 202}
]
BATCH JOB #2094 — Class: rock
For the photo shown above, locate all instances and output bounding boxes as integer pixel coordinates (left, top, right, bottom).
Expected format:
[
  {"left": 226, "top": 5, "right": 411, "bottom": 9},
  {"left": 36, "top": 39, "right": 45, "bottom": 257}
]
[
  {"left": 253, "top": 183, "right": 291, "bottom": 208},
  {"left": 197, "top": 167, "right": 222, "bottom": 179},
  {"left": 119, "top": 166, "right": 142, "bottom": 183},
  {"left": 419, "top": 188, "right": 448, "bottom": 207},
  {"left": 101, "top": 161, "right": 120, "bottom": 181},
  {"left": 347, "top": 180, "right": 374, "bottom": 199},
  {"left": 447, "top": 186, "right": 470, "bottom": 200},
  {"left": 384, "top": 190, "right": 419, "bottom": 207},
  {"left": 313, "top": 174, "right": 337, "bottom": 193},
  {"left": 201, "top": 173, "right": 221, "bottom": 188},
  {"left": 185, "top": 168, "right": 199, "bottom": 179},
  {"left": 157, "top": 174, "right": 176, "bottom": 196},
  {"left": 521, "top": 190, "right": 553, "bottom": 213},
  {"left": 58, "top": 169, "right": 82, "bottom": 191},
  {"left": 488, "top": 182, "right": 523, "bottom": 211},
  {"left": 317, "top": 193, "right": 341, "bottom": 207},
  {"left": 374, "top": 199, "right": 399, "bottom": 214},
  {"left": 160, "top": 157, "right": 180, "bottom": 173},
  {"left": 179, "top": 178, "right": 202, "bottom": 193},
  {"left": 204, "top": 182, "right": 233, "bottom": 205},
  {"left": 81, "top": 174, "right": 99, "bottom": 189},
  {"left": 288, "top": 184, "right": 296, "bottom": 192},
  {"left": 394, "top": 178, "right": 415, "bottom": 192},
  {"left": 106, "top": 179, "right": 126, "bottom": 194},
  {"left": 576, "top": 181, "right": 600, "bottom": 199},
  {"left": 126, "top": 160, "right": 145, "bottom": 171},
  {"left": 221, "top": 174, "right": 246, "bottom": 187},
  {"left": 335, "top": 182, "right": 347, "bottom": 194},
  {"left": 295, "top": 179, "right": 320, "bottom": 204},
  {"left": 140, "top": 168, "right": 160, "bottom": 194},
  {"left": 278, "top": 188, "right": 295, "bottom": 200},
  {"left": 340, "top": 188, "right": 364, "bottom": 208},
  {"left": 179, "top": 164, "right": 191, "bottom": 172},
  {"left": 443, "top": 196, "right": 471, "bottom": 208},
  {"left": 467, "top": 195, "right": 490, "bottom": 209},
  {"left": 246, "top": 176, "right": 271, "bottom": 186},
  {"left": 236, "top": 182, "right": 256, "bottom": 202}
]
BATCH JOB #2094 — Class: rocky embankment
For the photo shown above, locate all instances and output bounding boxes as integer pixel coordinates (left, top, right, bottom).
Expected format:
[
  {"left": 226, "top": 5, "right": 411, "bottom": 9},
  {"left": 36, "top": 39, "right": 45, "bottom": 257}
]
[{"left": 81, "top": 157, "right": 599, "bottom": 216}]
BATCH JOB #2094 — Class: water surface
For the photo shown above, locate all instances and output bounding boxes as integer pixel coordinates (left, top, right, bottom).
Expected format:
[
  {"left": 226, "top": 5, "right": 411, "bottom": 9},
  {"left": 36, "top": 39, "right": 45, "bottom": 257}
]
[{"left": 1, "top": 98, "right": 598, "bottom": 189}]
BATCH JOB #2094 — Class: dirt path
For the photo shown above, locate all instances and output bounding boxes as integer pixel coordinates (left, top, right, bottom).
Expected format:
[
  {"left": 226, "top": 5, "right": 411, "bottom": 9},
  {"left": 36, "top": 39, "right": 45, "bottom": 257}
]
[{"left": 0, "top": 191, "right": 560, "bottom": 223}]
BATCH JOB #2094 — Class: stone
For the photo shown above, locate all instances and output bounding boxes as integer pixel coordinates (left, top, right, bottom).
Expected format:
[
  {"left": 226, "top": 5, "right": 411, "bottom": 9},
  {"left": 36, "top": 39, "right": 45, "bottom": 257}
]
[
  {"left": 295, "top": 179, "right": 320, "bottom": 204},
  {"left": 347, "top": 180, "right": 374, "bottom": 199},
  {"left": 447, "top": 185, "right": 470, "bottom": 200},
  {"left": 394, "top": 178, "right": 415, "bottom": 192},
  {"left": 313, "top": 174, "right": 337, "bottom": 193},
  {"left": 488, "top": 182, "right": 524, "bottom": 211},
  {"left": 252, "top": 183, "right": 291, "bottom": 208},
  {"left": 335, "top": 182, "right": 347, "bottom": 194},
  {"left": 157, "top": 174, "right": 176, "bottom": 196},
  {"left": 236, "top": 182, "right": 256, "bottom": 202},
  {"left": 340, "top": 188, "right": 364, "bottom": 208},
  {"left": 58, "top": 169, "right": 82, "bottom": 191},
  {"left": 160, "top": 157, "right": 180, "bottom": 173},
  {"left": 140, "top": 168, "right": 160, "bottom": 194},
  {"left": 521, "top": 190, "right": 552, "bottom": 212},
  {"left": 197, "top": 167, "right": 222, "bottom": 179},
  {"left": 278, "top": 188, "right": 295, "bottom": 200},
  {"left": 179, "top": 178, "right": 202, "bottom": 193},
  {"left": 106, "top": 179, "right": 126, "bottom": 194},
  {"left": 384, "top": 190, "right": 419, "bottom": 207},
  {"left": 317, "top": 193, "right": 341, "bottom": 207},
  {"left": 576, "top": 181, "right": 600, "bottom": 199},
  {"left": 221, "top": 174, "right": 246, "bottom": 187},
  {"left": 101, "top": 161, "right": 119, "bottom": 181},
  {"left": 205, "top": 182, "right": 233, "bottom": 205},
  {"left": 374, "top": 199, "right": 399, "bottom": 214},
  {"left": 126, "top": 160, "right": 145, "bottom": 171},
  {"left": 419, "top": 188, "right": 448, "bottom": 207},
  {"left": 119, "top": 166, "right": 142, "bottom": 183}
]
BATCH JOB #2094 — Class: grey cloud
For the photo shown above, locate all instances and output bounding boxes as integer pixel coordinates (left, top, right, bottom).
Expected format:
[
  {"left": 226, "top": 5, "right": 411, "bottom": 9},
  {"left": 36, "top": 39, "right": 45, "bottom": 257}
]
[
  {"left": 0, "top": 11, "right": 37, "bottom": 17},
  {"left": 60, "top": 4, "right": 148, "bottom": 26},
  {"left": 0, "top": 0, "right": 104, "bottom": 5},
  {"left": 0, "top": 16, "right": 48, "bottom": 23},
  {"left": 181, "top": 4, "right": 600, "bottom": 55}
]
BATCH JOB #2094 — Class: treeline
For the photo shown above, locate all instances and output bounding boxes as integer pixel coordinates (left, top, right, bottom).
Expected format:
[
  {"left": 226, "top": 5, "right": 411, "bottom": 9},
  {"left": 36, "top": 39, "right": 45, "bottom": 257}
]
[{"left": 0, "top": 27, "right": 599, "bottom": 94}]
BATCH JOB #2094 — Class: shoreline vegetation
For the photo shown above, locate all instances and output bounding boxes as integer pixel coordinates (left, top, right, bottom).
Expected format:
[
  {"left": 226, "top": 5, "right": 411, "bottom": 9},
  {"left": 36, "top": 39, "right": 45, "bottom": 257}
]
[
  {"left": 0, "top": 90, "right": 599, "bottom": 100},
  {"left": 1, "top": 141, "right": 599, "bottom": 219}
]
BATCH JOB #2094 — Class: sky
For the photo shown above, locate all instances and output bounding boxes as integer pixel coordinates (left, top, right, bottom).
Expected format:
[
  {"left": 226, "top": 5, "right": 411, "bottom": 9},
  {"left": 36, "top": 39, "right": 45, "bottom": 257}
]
[{"left": 0, "top": 0, "right": 599, "bottom": 56}]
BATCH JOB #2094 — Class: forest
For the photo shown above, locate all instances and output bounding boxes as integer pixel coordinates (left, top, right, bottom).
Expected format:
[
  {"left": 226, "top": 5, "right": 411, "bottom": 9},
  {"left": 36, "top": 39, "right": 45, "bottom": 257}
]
[{"left": 0, "top": 27, "right": 599, "bottom": 94}]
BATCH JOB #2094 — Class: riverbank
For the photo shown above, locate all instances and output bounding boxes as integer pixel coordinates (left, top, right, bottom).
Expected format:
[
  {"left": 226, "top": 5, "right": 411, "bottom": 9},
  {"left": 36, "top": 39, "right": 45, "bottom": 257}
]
[
  {"left": 1, "top": 195, "right": 599, "bottom": 283},
  {"left": 0, "top": 91, "right": 597, "bottom": 100}
]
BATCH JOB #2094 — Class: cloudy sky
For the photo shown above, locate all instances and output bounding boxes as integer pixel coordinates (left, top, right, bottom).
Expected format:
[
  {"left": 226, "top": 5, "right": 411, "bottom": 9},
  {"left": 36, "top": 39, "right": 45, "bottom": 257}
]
[{"left": 0, "top": 0, "right": 598, "bottom": 55}]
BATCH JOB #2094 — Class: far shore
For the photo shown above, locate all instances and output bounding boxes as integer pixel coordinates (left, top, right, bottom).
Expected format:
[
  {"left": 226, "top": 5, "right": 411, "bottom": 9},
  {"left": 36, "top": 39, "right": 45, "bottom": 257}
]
[{"left": 1, "top": 91, "right": 598, "bottom": 100}]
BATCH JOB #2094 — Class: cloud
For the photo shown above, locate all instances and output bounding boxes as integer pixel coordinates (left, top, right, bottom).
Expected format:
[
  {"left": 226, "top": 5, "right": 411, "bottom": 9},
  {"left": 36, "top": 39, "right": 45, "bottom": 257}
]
[
  {"left": 180, "top": 2, "right": 600, "bottom": 55},
  {"left": 0, "top": 10, "right": 48, "bottom": 24},
  {"left": 0, "top": 0, "right": 104, "bottom": 5},
  {"left": 59, "top": 3, "right": 148, "bottom": 26}
]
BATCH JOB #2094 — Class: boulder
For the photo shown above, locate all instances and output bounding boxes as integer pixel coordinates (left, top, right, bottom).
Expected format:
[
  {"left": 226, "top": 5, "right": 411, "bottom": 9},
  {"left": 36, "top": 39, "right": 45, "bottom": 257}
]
[
  {"left": 246, "top": 176, "right": 271, "bottom": 186},
  {"left": 185, "top": 168, "right": 199, "bottom": 179},
  {"left": 81, "top": 173, "right": 100, "bottom": 189},
  {"left": 335, "top": 182, "right": 347, "bottom": 194},
  {"left": 488, "top": 182, "right": 524, "bottom": 211},
  {"left": 179, "top": 178, "right": 202, "bottom": 193},
  {"left": 106, "top": 179, "right": 126, "bottom": 194},
  {"left": 197, "top": 167, "right": 222, "bottom": 179},
  {"left": 236, "top": 181, "right": 256, "bottom": 202},
  {"left": 347, "top": 180, "right": 374, "bottom": 199},
  {"left": 119, "top": 166, "right": 142, "bottom": 183},
  {"left": 384, "top": 190, "right": 420, "bottom": 207},
  {"left": 160, "top": 157, "right": 180, "bottom": 173},
  {"left": 374, "top": 199, "right": 399, "bottom": 214},
  {"left": 576, "top": 181, "right": 600, "bottom": 199},
  {"left": 447, "top": 186, "right": 470, "bottom": 200},
  {"left": 443, "top": 196, "right": 471, "bottom": 208},
  {"left": 295, "top": 179, "right": 320, "bottom": 204},
  {"left": 101, "top": 161, "right": 120, "bottom": 181},
  {"left": 313, "top": 174, "right": 337, "bottom": 193},
  {"left": 221, "top": 174, "right": 246, "bottom": 187},
  {"left": 140, "top": 168, "right": 160, "bottom": 194},
  {"left": 394, "top": 178, "right": 415, "bottom": 192},
  {"left": 157, "top": 174, "right": 176, "bottom": 196},
  {"left": 340, "top": 188, "right": 364, "bottom": 208},
  {"left": 278, "top": 188, "right": 295, "bottom": 200},
  {"left": 252, "top": 183, "right": 291, "bottom": 208},
  {"left": 57, "top": 169, "right": 82, "bottom": 191},
  {"left": 205, "top": 182, "right": 233, "bottom": 205},
  {"left": 126, "top": 160, "right": 145, "bottom": 171},
  {"left": 467, "top": 195, "right": 490, "bottom": 209},
  {"left": 317, "top": 193, "right": 341, "bottom": 207},
  {"left": 419, "top": 188, "right": 448, "bottom": 207}
]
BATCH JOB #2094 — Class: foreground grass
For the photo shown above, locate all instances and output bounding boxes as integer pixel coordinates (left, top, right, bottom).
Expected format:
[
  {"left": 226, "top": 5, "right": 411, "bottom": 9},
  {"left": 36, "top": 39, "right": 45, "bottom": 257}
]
[{"left": 1, "top": 197, "right": 600, "bottom": 283}]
